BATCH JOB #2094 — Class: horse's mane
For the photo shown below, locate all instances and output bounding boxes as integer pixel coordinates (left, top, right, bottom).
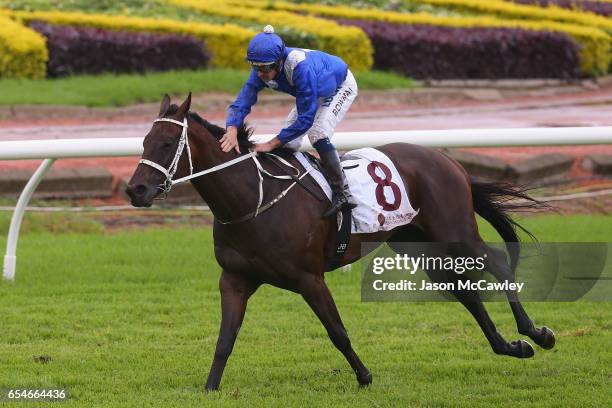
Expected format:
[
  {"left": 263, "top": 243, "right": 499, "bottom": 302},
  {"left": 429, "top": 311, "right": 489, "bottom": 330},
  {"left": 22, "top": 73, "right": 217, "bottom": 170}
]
[{"left": 165, "top": 104, "right": 254, "bottom": 148}]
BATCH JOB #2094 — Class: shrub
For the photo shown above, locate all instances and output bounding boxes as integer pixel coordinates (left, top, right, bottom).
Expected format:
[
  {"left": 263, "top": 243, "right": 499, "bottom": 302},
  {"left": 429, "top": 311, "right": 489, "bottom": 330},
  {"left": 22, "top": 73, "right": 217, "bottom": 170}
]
[
  {"left": 417, "top": 0, "right": 612, "bottom": 32},
  {"left": 29, "top": 21, "right": 210, "bottom": 77},
  {"left": 167, "top": 0, "right": 374, "bottom": 71},
  {"left": 251, "top": 1, "right": 610, "bottom": 76},
  {"left": 0, "top": 14, "right": 47, "bottom": 79},
  {"left": 7, "top": 10, "right": 255, "bottom": 68},
  {"left": 510, "top": 0, "right": 612, "bottom": 17},
  {"left": 271, "top": 26, "right": 321, "bottom": 50},
  {"left": 339, "top": 20, "right": 581, "bottom": 79}
]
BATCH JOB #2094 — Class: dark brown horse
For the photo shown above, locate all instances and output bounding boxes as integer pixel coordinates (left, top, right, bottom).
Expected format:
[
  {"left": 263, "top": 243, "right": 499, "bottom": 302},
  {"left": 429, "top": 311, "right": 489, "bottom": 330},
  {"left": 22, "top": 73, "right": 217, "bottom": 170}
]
[{"left": 126, "top": 94, "right": 555, "bottom": 391}]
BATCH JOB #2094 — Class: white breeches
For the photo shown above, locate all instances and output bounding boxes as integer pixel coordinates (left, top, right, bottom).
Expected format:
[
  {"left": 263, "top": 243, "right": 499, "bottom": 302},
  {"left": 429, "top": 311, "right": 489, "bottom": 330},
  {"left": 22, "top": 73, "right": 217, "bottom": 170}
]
[{"left": 283, "top": 70, "right": 358, "bottom": 151}]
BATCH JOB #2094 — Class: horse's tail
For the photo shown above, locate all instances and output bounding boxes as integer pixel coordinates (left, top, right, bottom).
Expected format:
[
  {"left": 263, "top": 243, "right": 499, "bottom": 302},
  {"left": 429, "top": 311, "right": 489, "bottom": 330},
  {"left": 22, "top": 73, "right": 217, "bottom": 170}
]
[{"left": 470, "top": 179, "right": 547, "bottom": 272}]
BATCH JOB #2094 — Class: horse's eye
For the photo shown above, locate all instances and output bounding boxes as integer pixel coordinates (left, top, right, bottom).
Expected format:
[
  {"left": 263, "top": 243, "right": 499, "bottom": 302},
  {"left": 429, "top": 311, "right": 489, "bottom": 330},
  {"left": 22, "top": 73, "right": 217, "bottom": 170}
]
[{"left": 162, "top": 140, "right": 173, "bottom": 149}]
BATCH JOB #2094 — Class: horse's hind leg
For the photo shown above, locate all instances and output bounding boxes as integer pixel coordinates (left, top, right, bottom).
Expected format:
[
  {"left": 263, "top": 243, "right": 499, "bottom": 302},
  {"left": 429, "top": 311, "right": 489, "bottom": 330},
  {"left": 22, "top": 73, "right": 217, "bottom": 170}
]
[
  {"left": 412, "top": 237, "right": 535, "bottom": 358},
  {"left": 410, "top": 181, "right": 537, "bottom": 358},
  {"left": 451, "top": 286, "right": 535, "bottom": 358},
  {"left": 485, "top": 246, "right": 556, "bottom": 350},
  {"left": 420, "top": 246, "right": 535, "bottom": 359},
  {"left": 298, "top": 274, "right": 372, "bottom": 386},
  {"left": 205, "top": 270, "right": 259, "bottom": 391}
]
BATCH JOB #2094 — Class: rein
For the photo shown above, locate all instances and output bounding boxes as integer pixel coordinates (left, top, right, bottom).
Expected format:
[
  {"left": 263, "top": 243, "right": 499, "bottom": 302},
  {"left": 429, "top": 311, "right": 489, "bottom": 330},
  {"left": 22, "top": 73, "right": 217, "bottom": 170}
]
[{"left": 139, "top": 116, "right": 312, "bottom": 224}]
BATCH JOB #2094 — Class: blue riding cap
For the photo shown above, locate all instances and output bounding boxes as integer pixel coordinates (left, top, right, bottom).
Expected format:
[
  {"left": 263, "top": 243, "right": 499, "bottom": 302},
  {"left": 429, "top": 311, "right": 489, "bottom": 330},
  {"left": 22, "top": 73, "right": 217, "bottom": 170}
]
[{"left": 246, "top": 25, "right": 284, "bottom": 63}]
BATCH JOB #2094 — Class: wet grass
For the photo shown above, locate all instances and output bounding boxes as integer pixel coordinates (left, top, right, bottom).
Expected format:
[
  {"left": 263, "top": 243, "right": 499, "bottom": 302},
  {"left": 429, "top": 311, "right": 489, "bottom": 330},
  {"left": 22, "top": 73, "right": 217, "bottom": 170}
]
[
  {"left": 0, "top": 213, "right": 610, "bottom": 407},
  {"left": 0, "top": 69, "right": 414, "bottom": 107}
]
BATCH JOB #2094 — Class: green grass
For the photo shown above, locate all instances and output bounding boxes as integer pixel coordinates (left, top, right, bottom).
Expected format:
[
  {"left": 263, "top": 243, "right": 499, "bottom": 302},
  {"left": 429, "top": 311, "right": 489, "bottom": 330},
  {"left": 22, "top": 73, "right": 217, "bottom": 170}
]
[
  {"left": 353, "top": 70, "right": 415, "bottom": 90},
  {"left": 0, "top": 213, "right": 610, "bottom": 407},
  {"left": 0, "top": 69, "right": 248, "bottom": 107},
  {"left": 0, "top": 69, "right": 414, "bottom": 107}
]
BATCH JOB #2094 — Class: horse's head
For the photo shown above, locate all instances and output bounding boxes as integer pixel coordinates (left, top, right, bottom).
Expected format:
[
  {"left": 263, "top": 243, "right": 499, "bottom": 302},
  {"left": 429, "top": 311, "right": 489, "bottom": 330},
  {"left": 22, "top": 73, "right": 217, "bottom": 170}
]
[{"left": 126, "top": 93, "right": 193, "bottom": 207}]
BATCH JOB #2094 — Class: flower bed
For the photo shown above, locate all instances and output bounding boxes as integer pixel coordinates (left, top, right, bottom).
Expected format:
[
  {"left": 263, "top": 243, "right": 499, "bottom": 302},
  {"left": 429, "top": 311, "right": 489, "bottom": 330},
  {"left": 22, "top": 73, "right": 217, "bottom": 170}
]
[
  {"left": 6, "top": 10, "right": 254, "bottom": 68},
  {"left": 339, "top": 20, "right": 581, "bottom": 79},
  {"left": 0, "top": 14, "right": 47, "bottom": 79},
  {"left": 510, "top": 0, "right": 612, "bottom": 17},
  {"left": 249, "top": 0, "right": 610, "bottom": 76},
  {"left": 30, "top": 21, "right": 210, "bottom": 77},
  {"left": 168, "top": 0, "right": 374, "bottom": 71}
]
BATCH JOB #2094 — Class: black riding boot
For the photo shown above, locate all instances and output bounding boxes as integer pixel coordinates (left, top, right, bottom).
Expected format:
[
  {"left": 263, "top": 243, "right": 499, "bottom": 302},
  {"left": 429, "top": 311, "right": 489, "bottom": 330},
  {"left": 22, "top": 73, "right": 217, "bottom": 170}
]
[{"left": 319, "top": 149, "right": 356, "bottom": 218}]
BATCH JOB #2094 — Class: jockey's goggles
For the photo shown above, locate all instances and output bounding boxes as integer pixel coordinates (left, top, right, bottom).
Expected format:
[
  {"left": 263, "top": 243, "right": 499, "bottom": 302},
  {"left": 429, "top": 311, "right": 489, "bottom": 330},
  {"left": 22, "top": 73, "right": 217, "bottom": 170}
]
[{"left": 248, "top": 60, "right": 278, "bottom": 73}]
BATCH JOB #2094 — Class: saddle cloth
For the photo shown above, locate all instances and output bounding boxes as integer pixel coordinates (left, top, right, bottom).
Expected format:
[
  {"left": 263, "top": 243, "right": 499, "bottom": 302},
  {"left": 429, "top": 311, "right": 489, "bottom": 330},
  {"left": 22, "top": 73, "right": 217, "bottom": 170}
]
[{"left": 295, "top": 148, "right": 419, "bottom": 233}]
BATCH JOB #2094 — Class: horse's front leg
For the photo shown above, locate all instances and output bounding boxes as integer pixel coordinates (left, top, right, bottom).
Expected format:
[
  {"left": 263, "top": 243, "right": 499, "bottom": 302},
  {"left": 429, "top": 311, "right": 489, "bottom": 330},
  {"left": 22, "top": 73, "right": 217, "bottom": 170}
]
[
  {"left": 205, "top": 270, "right": 259, "bottom": 391},
  {"left": 298, "top": 274, "right": 372, "bottom": 386}
]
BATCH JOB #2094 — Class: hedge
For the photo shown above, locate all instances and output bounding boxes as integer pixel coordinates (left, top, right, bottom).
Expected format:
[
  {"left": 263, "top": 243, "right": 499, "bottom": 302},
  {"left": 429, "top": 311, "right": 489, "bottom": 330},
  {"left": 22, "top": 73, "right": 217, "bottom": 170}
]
[
  {"left": 510, "top": 0, "right": 612, "bottom": 17},
  {"left": 5, "top": 9, "right": 254, "bottom": 68},
  {"left": 168, "top": 0, "right": 374, "bottom": 71},
  {"left": 251, "top": 1, "right": 610, "bottom": 76},
  {"left": 418, "top": 0, "right": 612, "bottom": 32},
  {"left": 339, "top": 20, "right": 581, "bottom": 79},
  {"left": 29, "top": 21, "right": 210, "bottom": 77},
  {"left": 0, "top": 14, "right": 47, "bottom": 79}
]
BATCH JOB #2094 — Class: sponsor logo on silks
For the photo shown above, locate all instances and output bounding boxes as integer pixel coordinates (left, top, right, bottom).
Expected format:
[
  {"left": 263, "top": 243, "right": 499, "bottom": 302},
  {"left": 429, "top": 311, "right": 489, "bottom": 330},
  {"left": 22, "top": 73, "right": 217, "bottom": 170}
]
[
  {"left": 266, "top": 80, "right": 279, "bottom": 89},
  {"left": 322, "top": 86, "right": 341, "bottom": 108},
  {"left": 332, "top": 88, "right": 353, "bottom": 117}
]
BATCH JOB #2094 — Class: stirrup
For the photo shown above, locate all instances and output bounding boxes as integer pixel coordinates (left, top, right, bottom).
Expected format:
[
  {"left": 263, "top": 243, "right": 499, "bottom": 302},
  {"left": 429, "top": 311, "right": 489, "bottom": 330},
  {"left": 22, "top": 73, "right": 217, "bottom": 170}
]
[{"left": 323, "top": 196, "right": 356, "bottom": 218}]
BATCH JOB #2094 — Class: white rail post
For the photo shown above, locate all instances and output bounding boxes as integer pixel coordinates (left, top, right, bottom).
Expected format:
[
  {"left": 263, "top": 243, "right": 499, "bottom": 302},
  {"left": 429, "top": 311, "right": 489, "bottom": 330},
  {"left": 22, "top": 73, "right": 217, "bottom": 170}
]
[{"left": 3, "top": 158, "right": 56, "bottom": 281}]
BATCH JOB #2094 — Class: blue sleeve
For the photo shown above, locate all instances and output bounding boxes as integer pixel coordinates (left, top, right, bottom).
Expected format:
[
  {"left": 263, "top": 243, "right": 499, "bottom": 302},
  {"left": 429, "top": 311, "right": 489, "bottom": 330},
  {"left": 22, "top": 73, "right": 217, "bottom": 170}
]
[
  {"left": 277, "top": 64, "right": 318, "bottom": 144},
  {"left": 226, "top": 70, "right": 265, "bottom": 128}
]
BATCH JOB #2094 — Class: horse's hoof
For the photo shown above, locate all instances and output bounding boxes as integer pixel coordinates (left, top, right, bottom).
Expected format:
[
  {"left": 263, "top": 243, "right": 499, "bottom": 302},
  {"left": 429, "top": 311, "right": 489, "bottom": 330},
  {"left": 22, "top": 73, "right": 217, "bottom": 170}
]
[
  {"left": 357, "top": 372, "right": 373, "bottom": 387},
  {"left": 538, "top": 326, "right": 556, "bottom": 350},
  {"left": 512, "top": 340, "right": 535, "bottom": 358}
]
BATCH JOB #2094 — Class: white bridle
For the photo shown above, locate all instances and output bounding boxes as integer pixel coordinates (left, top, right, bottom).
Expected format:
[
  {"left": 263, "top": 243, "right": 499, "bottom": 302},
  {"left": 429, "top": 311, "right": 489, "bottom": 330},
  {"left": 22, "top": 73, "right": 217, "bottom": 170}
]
[
  {"left": 139, "top": 118, "right": 192, "bottom": 190},
  {"left": 138, "top": 116, "right": 311, "bottom": 223},
  {"left": 139, "top": 117, "right": 257, "bottom": 194}
]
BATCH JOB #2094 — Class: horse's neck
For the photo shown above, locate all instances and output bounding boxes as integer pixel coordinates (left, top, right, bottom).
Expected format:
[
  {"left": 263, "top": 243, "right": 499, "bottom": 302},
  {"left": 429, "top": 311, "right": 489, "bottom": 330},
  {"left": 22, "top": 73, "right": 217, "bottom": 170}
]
[{"left": 187, "top": 129, "right": 260, "bottom": 221}]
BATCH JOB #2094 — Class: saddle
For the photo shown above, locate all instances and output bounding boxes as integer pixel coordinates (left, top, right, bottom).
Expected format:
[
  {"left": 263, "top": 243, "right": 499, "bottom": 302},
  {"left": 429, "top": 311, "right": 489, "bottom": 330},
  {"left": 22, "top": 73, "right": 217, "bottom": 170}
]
[{"left": 262, "top": 148, "right": 420, "bottom": 270}]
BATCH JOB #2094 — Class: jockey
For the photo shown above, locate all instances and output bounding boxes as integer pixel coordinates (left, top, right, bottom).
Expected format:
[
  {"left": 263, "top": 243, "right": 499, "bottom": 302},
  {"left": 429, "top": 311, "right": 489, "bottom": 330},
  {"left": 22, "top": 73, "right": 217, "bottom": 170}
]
[{"left": 221, "top": 25, "right": 358, "bottom": 217}]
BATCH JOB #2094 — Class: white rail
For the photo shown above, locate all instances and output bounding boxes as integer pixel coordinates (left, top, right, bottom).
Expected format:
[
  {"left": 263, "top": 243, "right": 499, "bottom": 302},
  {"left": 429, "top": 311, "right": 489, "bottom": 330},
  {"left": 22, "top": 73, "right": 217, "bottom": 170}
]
[
  {"left": 1, "top": 127, "right": 612, "bottom": 161},
  {"left": 1, "top": 126, "right": 612, "bottom": 281}
]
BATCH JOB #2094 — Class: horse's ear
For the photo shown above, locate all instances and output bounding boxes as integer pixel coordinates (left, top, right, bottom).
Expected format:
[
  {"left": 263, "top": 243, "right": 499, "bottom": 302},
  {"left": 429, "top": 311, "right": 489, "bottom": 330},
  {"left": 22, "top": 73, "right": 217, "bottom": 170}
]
[
  {"left": 158, "top": 94, "right": 171, "bottom": 117},
  {"left": 176, "top": 92, "right": 192, "bottom": 118}
]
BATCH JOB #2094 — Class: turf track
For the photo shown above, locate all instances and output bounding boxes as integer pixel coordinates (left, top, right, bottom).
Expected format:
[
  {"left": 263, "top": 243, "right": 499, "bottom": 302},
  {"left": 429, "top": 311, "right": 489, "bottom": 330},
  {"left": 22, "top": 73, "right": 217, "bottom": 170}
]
[{"left": 0, "top": 214, "right": 610, "bottom": 407}]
